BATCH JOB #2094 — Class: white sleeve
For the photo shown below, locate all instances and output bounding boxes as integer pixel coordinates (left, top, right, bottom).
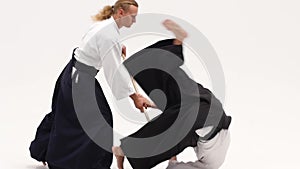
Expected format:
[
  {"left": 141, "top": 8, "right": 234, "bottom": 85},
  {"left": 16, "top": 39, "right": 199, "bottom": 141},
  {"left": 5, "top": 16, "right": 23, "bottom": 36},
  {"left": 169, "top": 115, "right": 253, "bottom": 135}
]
[{"left": 100, "top": 37, "right": 135, "bottom": 100}]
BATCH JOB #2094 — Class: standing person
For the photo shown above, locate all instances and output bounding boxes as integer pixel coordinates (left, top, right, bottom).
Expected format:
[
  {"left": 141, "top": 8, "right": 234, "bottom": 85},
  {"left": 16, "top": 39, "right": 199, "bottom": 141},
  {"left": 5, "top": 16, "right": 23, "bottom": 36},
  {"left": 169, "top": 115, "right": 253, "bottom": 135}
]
[
  {"left": 112, "top": 19, "right": 232, "bottom": 169},
  {"left": 29, "top": 1, "right": 153, "bottom": 169}
]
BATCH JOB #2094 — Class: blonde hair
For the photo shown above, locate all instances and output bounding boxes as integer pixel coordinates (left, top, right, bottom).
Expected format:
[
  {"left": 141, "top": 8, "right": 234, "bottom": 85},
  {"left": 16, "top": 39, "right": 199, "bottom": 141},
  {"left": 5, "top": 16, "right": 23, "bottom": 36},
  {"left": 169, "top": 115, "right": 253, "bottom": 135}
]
[{"left": 92, "top": 0, "right": 139, "bottom": 21}]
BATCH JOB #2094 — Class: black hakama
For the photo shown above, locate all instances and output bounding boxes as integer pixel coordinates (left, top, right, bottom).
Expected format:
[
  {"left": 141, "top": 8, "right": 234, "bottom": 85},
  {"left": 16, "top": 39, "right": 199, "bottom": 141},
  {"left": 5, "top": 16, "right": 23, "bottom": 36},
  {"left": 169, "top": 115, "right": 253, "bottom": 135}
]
[
  {"left": 121, "top": 39, "right": 232, "bottom": 169},
  {"left": 30, "top": 49, "right": 113, "bottom": 169}
]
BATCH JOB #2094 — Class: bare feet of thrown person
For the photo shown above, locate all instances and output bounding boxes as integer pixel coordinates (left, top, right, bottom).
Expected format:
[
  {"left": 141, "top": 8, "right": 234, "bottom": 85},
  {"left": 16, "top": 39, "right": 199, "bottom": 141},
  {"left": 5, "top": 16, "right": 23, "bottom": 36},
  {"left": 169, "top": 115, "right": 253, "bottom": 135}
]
[
  {"left": 162, "top": 19, "right": 188, "bottom": 45},
  {"left": 112, "top": 146, "right": 125, "bottom": 169},
  {"left": 169, "top": 156, "right": 177, "bottom": 162}
]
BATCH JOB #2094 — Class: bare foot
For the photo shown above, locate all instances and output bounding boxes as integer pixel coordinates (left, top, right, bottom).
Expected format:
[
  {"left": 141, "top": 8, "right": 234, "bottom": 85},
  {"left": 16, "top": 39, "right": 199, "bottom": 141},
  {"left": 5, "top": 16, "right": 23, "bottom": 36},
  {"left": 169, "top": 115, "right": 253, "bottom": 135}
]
[
  {"left": 169, "top": 156, "right": 177, "bottom": 162},
  {"left": 112, "top": 146, "right": 125, "bottom": 169},
  {"left": 162, "top": 19, "right": 188, "bottom": 43},
  {"left": 115, "top": 155, "right": 124, "bottom": 169}
]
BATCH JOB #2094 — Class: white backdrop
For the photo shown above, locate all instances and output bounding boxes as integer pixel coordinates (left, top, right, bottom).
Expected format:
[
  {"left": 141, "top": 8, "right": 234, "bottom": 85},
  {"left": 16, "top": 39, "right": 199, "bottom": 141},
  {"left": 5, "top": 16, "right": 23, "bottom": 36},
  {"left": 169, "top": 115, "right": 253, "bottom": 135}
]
[{"left": 0, "top": 0, "right": 300, "bottom": 169}]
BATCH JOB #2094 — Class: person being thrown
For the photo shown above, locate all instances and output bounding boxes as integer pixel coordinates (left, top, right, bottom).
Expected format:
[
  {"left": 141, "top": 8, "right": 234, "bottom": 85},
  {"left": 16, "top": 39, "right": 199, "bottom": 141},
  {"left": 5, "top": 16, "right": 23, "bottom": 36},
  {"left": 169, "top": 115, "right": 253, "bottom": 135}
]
[{"left": 113, "top": 19, "right": 231, "bottom": 169}]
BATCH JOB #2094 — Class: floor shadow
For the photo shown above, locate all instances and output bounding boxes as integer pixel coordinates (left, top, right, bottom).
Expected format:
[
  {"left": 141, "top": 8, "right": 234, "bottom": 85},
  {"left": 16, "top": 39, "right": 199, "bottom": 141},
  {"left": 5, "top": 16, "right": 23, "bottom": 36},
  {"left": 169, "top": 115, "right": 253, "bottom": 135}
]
[{"left": 26, "top": 165, "right": 48, "bottom": 169}]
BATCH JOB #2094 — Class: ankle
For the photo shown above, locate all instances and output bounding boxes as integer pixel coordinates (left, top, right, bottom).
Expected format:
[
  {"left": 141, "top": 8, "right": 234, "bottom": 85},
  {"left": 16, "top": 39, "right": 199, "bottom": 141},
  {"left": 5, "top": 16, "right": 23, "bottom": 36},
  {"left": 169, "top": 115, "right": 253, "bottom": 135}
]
[{"left": 173, "top": 39, "right": 182, "bottom": 45}]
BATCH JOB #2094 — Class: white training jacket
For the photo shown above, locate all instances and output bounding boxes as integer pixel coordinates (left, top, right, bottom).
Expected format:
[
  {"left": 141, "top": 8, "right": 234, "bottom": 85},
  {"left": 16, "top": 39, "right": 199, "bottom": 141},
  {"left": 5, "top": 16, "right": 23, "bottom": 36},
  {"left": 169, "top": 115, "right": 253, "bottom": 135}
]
[{"left": 74, "top": 17, "right": 135, "bottom": 100}]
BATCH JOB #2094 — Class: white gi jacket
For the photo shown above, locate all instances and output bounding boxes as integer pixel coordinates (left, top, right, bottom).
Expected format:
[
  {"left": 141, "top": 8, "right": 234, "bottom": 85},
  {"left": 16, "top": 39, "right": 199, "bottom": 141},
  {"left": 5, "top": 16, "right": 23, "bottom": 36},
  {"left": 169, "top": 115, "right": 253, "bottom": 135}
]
[{"left": 74, "top": 17, "right": 135, "bottom": 100}]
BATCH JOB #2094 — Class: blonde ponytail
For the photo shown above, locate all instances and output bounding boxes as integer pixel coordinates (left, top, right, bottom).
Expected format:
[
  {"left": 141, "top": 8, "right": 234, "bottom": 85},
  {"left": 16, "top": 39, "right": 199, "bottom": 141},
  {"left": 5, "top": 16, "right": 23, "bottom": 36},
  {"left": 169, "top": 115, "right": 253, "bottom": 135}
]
[
  {"left": 92, "top": 5, "right": 114, "bottom": 21},
  {"left": 92, "top": 0, "right": 138, "bottom": 22}
]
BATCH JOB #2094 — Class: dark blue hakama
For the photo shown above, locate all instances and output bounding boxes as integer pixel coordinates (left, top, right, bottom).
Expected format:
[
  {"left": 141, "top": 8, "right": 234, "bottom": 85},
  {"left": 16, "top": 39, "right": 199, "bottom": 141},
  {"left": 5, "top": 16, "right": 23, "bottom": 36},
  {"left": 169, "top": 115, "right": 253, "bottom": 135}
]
[{"left": 30, "top": 49, "right": 113, "bottom": 169}]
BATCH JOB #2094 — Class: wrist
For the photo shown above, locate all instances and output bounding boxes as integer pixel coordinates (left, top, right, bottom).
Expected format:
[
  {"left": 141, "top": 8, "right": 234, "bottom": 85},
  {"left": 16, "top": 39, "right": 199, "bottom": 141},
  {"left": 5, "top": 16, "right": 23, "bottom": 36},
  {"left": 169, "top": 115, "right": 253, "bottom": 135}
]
[{"left": 130, "top": 93, "right": 138, "bottom": 100}]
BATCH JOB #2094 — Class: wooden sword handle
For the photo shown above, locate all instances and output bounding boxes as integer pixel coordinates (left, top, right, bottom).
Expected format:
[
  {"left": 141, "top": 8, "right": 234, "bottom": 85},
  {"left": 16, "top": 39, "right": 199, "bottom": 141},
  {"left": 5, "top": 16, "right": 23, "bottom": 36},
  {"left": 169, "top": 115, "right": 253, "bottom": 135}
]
[{"left": 122, "top": 54, "right": 151, "bottom": 121}]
